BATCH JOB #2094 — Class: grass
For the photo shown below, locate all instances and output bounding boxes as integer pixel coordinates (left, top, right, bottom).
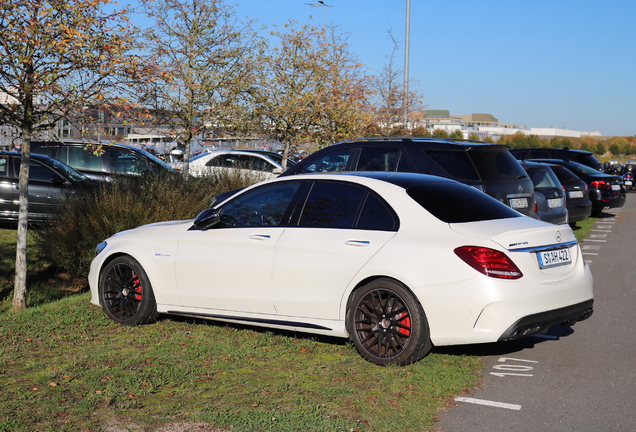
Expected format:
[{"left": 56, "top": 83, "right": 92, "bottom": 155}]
[
  {"left": 0, "top": 293, "right": 483, "bottom": 432},
  {"left": 0, "top": 215, "right": 599, "bottom": 432}
]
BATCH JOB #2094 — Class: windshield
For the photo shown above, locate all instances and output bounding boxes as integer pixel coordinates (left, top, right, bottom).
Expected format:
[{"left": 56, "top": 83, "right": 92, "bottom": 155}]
[{"left": 49, "top": 159, "right": 88, "bottom": 181}]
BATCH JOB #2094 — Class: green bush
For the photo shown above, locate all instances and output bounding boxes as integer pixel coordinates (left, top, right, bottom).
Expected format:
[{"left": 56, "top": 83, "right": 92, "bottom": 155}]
[{"left": 34, "top": 170, "right": 263, "bottom": 279}]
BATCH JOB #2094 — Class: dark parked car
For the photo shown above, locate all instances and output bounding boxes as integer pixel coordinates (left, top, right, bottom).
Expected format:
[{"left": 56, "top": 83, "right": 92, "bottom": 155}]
[
  {"left": 529, "top": 159, "right": 626, "bottom": 214},
  {"left": 31, "top": 141, "right": 175, "bottom": 181},
  {"left": 548, "top": 164, "right": 592, "bottom": 224},
  {"left": 0, "top": 151, "right": 91, "bottom": 223},
  {"left": 510, "top": 147, "right": 603, "bottom": 171},
  {"left": 521, "top": 161, "right": 568, "bottom": 225},
  {"left": 280, "top": 137, "right": 537, "bottom": 217}
]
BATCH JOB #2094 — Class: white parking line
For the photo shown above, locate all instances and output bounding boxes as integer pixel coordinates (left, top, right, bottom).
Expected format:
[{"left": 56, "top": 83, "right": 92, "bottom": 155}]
[{"left": 454, "top": 397, "right": 522, "bottom": 411}]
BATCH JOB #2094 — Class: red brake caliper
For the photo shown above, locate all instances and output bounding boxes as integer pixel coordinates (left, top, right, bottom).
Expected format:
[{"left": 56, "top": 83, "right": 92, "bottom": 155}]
[
  {"left": 399, "top": 313, "right": 411, "bottom": 335},
  {"left": 132, "top": 273, "right": 142, "bottom": 300}
]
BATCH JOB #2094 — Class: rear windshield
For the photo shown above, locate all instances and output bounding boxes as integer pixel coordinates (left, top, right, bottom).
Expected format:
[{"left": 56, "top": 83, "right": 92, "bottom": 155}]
[
  {"left": 469, "top": 149, "right": 529, "bottom": 182},
  {"left": 406, "top": 182, "right": 523, "bottom": 223},
  {"left": 525, "top": 165, "right": 560, "bottom": 190},
  {"left": 550, "top": 165, "right": 580, "bottom": 183}
]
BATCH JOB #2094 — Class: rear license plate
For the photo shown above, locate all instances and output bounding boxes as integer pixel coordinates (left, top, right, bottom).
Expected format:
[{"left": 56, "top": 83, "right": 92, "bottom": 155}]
[
  {"left": 625, "top": 181, "right": 633, "bottom": 186},
  {"left": 568, "top": 190, "right": 584, "bottom": 199},
  {"left": 612, "top": 185, "right": 621, "bottom": 191},
  {"left": 510, "top": 198, "right": 528, "bottom": 209},
  {"left": 537, "top": 248, "right": 571, "bottom": 269},
  {"left": 547, "top": 198, "right": 562, "bottom": 208}
]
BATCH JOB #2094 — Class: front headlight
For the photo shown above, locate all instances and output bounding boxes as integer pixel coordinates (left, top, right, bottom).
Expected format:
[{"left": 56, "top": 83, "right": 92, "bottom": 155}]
[{"left": 95, "top": 241, "right": 107, "bottom": 256}]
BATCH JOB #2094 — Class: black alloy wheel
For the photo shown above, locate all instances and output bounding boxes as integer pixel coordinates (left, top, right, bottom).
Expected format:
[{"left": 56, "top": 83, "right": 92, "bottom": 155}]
[
  {"left": 99, "top": 255, "right": 158, "bottom": 325},
  {"left": 346, "top": 278, "right": 432, "bottom": 366}
]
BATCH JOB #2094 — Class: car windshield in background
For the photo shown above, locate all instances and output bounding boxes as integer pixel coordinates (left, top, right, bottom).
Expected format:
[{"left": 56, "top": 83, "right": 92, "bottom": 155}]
[
  {"left": 49, "top": 159, "right": 88, "bottom": 182},
  {"left": 565, "top": 161, "right": 608, "bottom": 176},
  {"left": 406, "top": 182, "right": 523, "bottom": 223}
]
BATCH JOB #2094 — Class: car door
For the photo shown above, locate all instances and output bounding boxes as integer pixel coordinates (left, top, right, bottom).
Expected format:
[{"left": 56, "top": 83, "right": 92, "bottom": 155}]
[
  {"left": 0, "top": 155, "right": 17, "bottom": 219},
  {"left": 12, "top": 156, "right": 68, "bottom": 220},
  {"left": 271, "top": 180, "right": 399, "bottom": 320},
  {"left": 174, "top": 181, "right": 302, "bottom": 314}
]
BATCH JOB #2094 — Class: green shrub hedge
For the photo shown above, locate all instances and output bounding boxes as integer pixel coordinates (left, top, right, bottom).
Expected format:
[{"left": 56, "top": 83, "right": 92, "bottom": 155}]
[{"left": 35, "top": 170, "right": 263, "bottom": 279}]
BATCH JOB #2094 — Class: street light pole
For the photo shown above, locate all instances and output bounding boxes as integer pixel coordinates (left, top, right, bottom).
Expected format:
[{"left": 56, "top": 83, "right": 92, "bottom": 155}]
[
  {"left": 404, "top": 0, "right": 411, "bottom": 128},
  {"left": 305, "top": 1, "right": 331, "bottom": 27}
]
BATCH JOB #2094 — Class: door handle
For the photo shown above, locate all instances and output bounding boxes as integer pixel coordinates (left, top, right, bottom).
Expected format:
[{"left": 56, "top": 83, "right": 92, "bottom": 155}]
[
  {"left": 345, "top": 240, "right": 370, "bottom": 247},
  {"left": 249, "top": 234, "right": 271, "bottom": 241}
]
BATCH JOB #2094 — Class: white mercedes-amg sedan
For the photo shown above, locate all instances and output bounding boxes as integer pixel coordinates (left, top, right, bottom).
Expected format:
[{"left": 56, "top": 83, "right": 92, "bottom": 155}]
[{"left": 89, "top": 172, "right": 593, "bottom": 366}]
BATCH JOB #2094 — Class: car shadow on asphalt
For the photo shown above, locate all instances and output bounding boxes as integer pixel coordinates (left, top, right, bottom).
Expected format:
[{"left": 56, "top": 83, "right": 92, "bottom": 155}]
[{"left": 432, "top": 325, "right": 575, "bottom": 357}]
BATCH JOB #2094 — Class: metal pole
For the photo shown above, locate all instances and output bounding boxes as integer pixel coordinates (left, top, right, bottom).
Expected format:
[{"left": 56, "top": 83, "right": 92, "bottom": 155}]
[{"left": 404, "top": 0, "right": 411, "bottom": 128}]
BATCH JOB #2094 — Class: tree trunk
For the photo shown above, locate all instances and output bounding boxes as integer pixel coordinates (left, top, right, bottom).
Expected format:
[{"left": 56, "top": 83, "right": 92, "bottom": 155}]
[{"left": 12, "top": 133, "right": 31, "bottom": 311}]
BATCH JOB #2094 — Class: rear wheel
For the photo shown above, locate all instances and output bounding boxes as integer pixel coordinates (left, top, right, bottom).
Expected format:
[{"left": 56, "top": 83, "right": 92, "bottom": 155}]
[
  {"left": 346, "top": 278, "right": 432, "bottom": 366},
  {"left": 99, "top": 255, "right": 158, "bottom": 325}
]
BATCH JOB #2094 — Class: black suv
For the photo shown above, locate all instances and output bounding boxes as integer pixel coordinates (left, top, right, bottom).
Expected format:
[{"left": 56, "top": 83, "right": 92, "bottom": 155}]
[
  {"left": 280, "top": 137, "right": 536, "bottom": 217},
  {"left": 510, "top": 147, "right": 603, "bottom": 171},
  {"left": 31, "top": 141, "right": 175, "bottom": 181},
  {"left": 0, "top": 151, "right": 91, "bottom": 223}
]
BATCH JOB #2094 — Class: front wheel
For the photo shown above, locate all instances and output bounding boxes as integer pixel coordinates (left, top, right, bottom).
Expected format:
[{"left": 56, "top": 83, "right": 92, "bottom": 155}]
[
  {"left": 346, "top": 279, "right": 432, "bottom": 366},
  {"left": 99, "top": 255, "right": 158, "bottom": 325}
]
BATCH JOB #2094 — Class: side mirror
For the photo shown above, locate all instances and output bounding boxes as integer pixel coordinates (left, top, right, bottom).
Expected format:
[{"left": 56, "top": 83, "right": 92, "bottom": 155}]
[
  {"left": 272, "top": 167, "right": 283, "bottom": 175},
  {"left": 193, "top": 208, "right": 220, "bottom": 230}
]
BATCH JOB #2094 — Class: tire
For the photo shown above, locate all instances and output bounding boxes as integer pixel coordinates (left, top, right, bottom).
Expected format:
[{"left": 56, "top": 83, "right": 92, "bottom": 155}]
[
  {"left": 346, "top": 278, "right": 432, "bottom": 366},
  {"left": 99, "top": 255, "right": 158, "bottom": 326}
]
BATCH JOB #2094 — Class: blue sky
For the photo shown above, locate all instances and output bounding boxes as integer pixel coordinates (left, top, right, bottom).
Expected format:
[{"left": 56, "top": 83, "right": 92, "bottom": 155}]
[{"left": 134, "top": 0, "right": 636, "bottom": 137}]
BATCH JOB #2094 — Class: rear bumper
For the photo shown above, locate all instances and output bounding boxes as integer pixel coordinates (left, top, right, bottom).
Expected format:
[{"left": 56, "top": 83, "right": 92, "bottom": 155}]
[
  {"left": 567, "top": 201, "right": 592, "bottom": 222},
  {"left": 498, "top": 299, "right": 594, "bottom": 341}
]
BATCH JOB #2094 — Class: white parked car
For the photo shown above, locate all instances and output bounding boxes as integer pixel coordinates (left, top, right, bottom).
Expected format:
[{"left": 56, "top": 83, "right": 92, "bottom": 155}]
[
  {"left": 88, "top": 172, "right": 593, "bottom": 366},
  {"left": 177, "top": 149, "right": 292, "bottom": 179}
]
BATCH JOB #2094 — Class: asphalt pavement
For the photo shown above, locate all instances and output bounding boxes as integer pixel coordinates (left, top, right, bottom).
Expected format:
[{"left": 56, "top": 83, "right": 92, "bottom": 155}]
[{"left": 435, "top": 196, "right": 636, "bottom": 432}]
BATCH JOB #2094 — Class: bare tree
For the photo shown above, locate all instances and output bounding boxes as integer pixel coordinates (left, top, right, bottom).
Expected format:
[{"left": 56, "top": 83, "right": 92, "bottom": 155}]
[
  {"left": 140, "top": 0, "right": 264, "bottom": 166},
  {"left": 0, "top": 0, "right": 145, "bottom": 310},
  {"left": 367, "top": 30, "right": 425, "bottom": 135}
]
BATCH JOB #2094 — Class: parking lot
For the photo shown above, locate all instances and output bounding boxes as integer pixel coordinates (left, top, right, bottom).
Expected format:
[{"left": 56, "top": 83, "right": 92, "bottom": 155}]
[{"left": 436, "top": 199, "right": 636, "bottom": 431}]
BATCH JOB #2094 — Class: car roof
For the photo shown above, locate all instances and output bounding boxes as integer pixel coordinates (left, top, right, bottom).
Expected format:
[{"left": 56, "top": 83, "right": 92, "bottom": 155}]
[
  {"left": 278, "top": 170, "right": 463, "bottom": 190},
  {"left": 512, "top": 147, "right": 595, "bottom": 156},
  {"left": 329, "top": 137, "right": 509, "bottom": 151},
  {"left": 0, "top": 150, "right": 61, "bottom": 164}
]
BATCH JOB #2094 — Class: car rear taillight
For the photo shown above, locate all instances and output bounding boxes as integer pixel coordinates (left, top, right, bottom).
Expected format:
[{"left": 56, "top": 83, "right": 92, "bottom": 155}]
[
  {"left": 454, "top": 246, "right": 523, "bottom": 279},
  {"left": 591, "top": 180, "right": 610, "bottom": 189}
]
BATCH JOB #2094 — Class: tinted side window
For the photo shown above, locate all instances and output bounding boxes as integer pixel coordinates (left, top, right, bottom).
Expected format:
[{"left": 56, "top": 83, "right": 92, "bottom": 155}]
[
  {"left": 236, "top": 155, "right": 272, "bottom": 171},
  {"left": 35, "top": 146, "right": 58, "bottom": 160},
  {"left": 0, "top": 156, "right": 10, "bottom": 177},
  {"left": 296, "top": 181, "right": 398, "bottom": 231},
  {"left": 528, "top": 149, "right": 551, "bottom": 159},
  {"left": 109, "top": 150, "right": 151, "bottom": 175},
  {"left": 299, "top": 182, "right": 365, "bottom": 228},
  {"left": 357, "top": 192, "right": 399, "bottom": 231},
  {"left": 426, "top": 150, "right": 480, "bottom": 181},
  {"left": 356, "top": 147, "right": 406, "bottom": 172},
  {"left": 407, "top": 182, "right": 522, "bottom": 223},
  {"left": 68, "top": 147, "right": 103, "bottom": 171},
  {"left": 12, "top": 159, "right": 59, "bottom": 183},
  {"left": 219, "top": 182, "right": 300, "bottom": 227},
  {"left": 299, "top": 149, "right": 352, "bottom": 173}
]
